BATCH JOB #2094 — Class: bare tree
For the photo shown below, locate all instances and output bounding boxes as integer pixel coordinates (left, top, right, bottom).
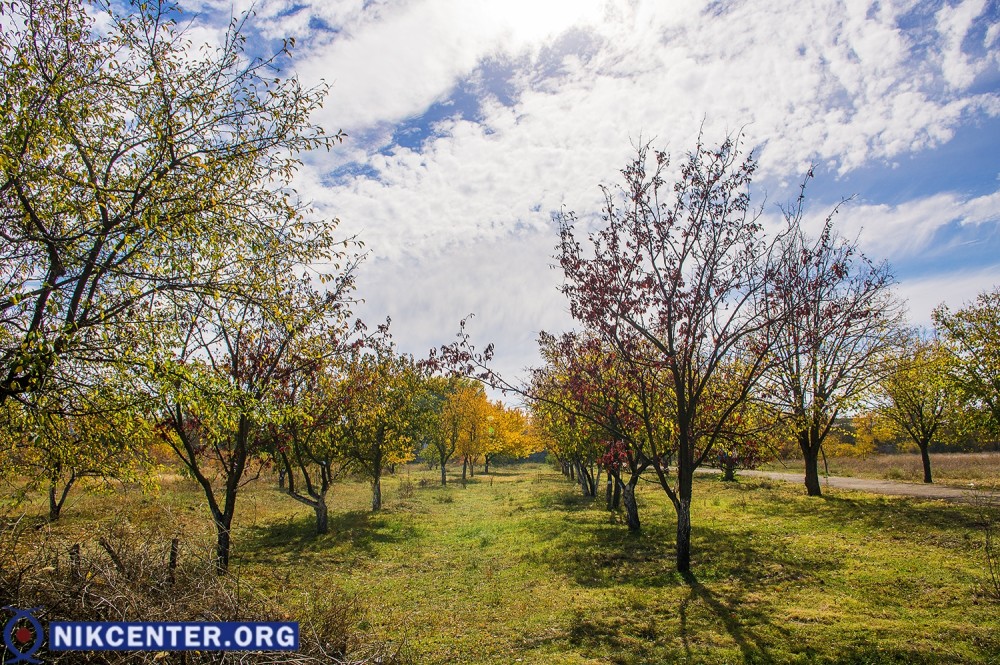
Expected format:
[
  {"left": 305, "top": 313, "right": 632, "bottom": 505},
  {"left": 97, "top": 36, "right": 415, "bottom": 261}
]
[{"left": 763, "top": 177, "right": 904, "bottom": 496}]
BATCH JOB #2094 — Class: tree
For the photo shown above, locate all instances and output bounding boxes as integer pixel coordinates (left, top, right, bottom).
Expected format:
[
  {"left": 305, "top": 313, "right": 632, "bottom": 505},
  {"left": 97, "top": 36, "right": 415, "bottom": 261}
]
[
  {"left": 453, "top": 383, "right": 492, "bottom": 482},
  {"left": 418, "top": 376, "right": 481, "bottom": 486},
  {"left": 763, "top": 179, "right": 904, "bottom": 496},
  {"left": 0, "top": 0, "right": 342, "bottom": 405},
  {"left": 479, "top": 400, "right": 530, "bottom": 474},
  {"left": 844, "top": 413, "right": 885, "bottom": 459},
  {"left": 874, "top": 335, "right": 963, "bottom": 483},
  {"left": 155, "top": 274, "right": 353, "bottom": 572},
  {"left": 933, "top": 287, "right": 1000, "bottom": 436},
  {"left": 333, "top": 324, "right": 420, "bottom": 511},
  {"left": 529, "top": 331, "right": 653, "bottom": 526},
  {"left": 708, "top": 382, "right": 781, "bottom": 482},
  {"left": 0, "top": 376, "right": 155, "bottom": 520},
  {"left": 271, "top": 338, "right": 356, "bottom": 536},
  {"left": 556, "top": 136, "right": 784, "bottom": 572}
]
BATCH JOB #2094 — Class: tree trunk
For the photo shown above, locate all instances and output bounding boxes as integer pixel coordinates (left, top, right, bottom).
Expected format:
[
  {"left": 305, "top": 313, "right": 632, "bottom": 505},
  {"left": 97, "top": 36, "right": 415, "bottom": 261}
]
[
  {"left": 214, "top": 518, "right": 232, "bottom": 575},
  {"left": 919, "top": 442, "right": 933, "bottom": 484},
  {"left": 800, "top": 431, "right": 822, "bottom": 496},
  {"left": 48, "top": 482, "right": 62, "bottom": 522},
  {"left": 612, "top": 478, "right": 622, "bottom": 510},
  {"left": 605, "top": 474, "right": 614, "bottom": 510},
  {"left": 440, "top": 456, "right": 448, "bottom": 486},
  {"left": 622, "top": 483, "right": 640, "bottom": 532},
  {"left": 277, "top": 466, "right": 286, "bottom": 490},
  {"left": 372, "top": 470, "right": 382, "bottom": 511},
  {"left": 569, "top": 463, "right": 575, "bottom": 481},
  {"left": 462, "top": 456, "right": 468, "bottom": 481},
  {"left": 48, "top": 475, "right": 74, "bottom": 522},
  {"left": 672, "top": 456, "right": 695, "bottom": 573},
  {"left": 804, "top": 454, "right": 822, "bottom": 496},
  {"left": 484, "top": 456, "right": 490, "bottom": 475},
  {"left": 314, "top": 498, "right": 329, "bottom": 535},
  {"left": 676, "top": 497, "right": 692, "bottom": 573}
]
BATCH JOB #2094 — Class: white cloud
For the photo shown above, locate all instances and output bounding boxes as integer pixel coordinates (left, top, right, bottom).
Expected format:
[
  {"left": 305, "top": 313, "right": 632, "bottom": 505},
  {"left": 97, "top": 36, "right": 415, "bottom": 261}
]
[
  {"left": 817, "top": 188, "right": 1000, "bottom": 260},
  {"left": 896, "top": 266, "right": 1000, "bottom": 327},
  {"left": 296, "top": 0, "right": 997, "bottom": 262},
  {"left": 936, "top": 0, "right": 990, "bottom": 89},
  {"left": 174, "top": 0, "right": 1000, "bottom": 382},
  {"left": 270, "top": 0, "right": 614, "bottom": 133},
  {"left": 351, "top": 228, "right": 573, "bottom": 389}
]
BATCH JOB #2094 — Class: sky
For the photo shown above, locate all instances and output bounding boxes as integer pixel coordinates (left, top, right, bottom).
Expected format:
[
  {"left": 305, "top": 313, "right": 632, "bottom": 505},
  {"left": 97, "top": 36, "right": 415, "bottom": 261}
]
[{"left": 175, "top": 0, "right": 1000, "bottom": 390}]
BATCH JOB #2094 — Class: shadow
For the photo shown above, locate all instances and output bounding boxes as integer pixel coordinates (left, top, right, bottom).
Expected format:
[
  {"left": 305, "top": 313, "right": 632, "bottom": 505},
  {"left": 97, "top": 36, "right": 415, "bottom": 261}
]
[
  {"left": 739, "top": 485, "right": 985, "bottom": 548},
  {"left": 680, "top": 572, "right": 780, "bottom": 664},
  {"left": 536, "top": 490, "right": 600, "bottom": 512},
  {"left": 531, "top": 484, "right": 828, "bottom": 662},
  {"left": 241, "top": 509, "right": 422, "bottom": 565},
  {"left": 532, "top": 486, "right": 840, "bottom": 590},
  {"left": 478, "top": 469, "right": 521, "bottom": 478}
]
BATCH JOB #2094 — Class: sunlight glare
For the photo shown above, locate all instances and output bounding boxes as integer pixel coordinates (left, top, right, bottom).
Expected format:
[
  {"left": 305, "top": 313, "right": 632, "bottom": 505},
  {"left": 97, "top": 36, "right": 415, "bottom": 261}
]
[{"left": 479, "top": 0, "right": 606, "bottom": 46}]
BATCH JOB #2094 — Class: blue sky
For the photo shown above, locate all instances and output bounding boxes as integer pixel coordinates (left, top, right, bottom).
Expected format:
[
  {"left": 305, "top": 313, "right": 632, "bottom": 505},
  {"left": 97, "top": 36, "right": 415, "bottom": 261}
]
[{"left": 179, "top": 0, "right": 1000, "bottom": 387}]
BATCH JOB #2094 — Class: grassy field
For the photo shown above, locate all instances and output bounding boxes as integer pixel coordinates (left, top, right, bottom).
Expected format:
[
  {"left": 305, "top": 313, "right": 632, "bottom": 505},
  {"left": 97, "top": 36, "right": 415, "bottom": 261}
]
[
  {"left": 6, "top": 462, "right": 1000, "bottom": 664},
  {"left": 761, "top": 451, "right": 1000, "bottom": 487}
]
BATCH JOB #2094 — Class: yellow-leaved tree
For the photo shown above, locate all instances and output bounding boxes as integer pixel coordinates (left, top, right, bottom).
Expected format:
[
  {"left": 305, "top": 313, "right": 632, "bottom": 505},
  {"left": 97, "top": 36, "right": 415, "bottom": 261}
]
[
  {"left": 450, "top": 382, "right": 491, "bottom": 482},
  {"left": 333, "top": 324, "right": 421, "bottom": 511},
  {"left": 934, "top": 288, "right": 1000, "bottom": 438},
  {"left": 421, "top": 377, "right": 484, "bottom": 485},
  {"left": 874, "top": 334, "right": 966, "bottom": 483},
  {"left": 482, "top": 401, "right": 539, "bottom": 474},
  {"left": 0, "top": 375, "right": 156, "bottom": 521}
]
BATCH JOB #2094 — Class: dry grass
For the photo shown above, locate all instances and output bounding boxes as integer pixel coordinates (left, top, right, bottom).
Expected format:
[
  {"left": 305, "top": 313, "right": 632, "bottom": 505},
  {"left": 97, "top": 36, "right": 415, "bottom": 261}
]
[
  {"left": 764, "top": 451, "right": 1000, "bottom": 486},
  {"left": 0, "top": 512, "right": 407, "bottom": 664}
]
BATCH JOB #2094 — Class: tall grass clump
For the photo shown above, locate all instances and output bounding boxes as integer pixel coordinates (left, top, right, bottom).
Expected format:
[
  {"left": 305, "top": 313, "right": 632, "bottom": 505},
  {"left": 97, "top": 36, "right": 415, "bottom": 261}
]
[{"left": 0, "top": 515, "right": 408, "bottom": 664}]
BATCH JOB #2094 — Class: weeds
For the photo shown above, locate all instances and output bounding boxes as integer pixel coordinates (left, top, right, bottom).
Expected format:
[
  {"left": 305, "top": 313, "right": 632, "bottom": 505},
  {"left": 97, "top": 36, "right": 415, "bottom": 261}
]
[
  {"left": 397, "top": 479, "right": 415, "bottom": 500},
  {"left": 0, "top": 516, "right": 408, "bottom": 664},
  {"left": 969, "top": 484, "right": 1000, "bottom": 601}
]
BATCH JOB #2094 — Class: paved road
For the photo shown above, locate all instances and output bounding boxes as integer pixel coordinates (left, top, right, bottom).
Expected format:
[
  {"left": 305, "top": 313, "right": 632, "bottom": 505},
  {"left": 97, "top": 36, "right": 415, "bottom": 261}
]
[{"left": 733, "top": 469, "right": 990, "bottom": 502}]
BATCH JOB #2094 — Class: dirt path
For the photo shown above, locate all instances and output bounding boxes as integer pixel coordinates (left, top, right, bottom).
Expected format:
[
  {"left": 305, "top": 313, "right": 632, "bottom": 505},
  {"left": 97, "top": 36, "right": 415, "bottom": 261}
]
[{"left": 734, "top": 469, "right": 988, "bottom": 502}]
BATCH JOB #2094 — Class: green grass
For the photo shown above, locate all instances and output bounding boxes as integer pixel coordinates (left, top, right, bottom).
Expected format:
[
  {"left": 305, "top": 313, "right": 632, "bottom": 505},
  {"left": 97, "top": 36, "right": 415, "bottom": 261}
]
[{"left": 7, "top": 464, "right": 1000, "bottom": 664}]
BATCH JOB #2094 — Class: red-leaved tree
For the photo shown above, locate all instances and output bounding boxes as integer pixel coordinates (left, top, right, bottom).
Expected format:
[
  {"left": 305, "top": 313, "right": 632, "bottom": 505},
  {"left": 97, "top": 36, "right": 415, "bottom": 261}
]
[
  {"left": 762, "top": 177, "right": 903, "bottom": 496},
  {"left": 529, "top": 331, "right": 657, "bottom": 531},
  {"left": 556, "top": 135, "right": 785, "bottom": 572}
]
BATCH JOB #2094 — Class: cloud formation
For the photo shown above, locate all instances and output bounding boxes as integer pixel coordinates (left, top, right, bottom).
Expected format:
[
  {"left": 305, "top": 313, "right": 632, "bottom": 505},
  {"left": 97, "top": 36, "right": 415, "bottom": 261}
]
[{"left": 176, "top": 0, "right": 1000, "bottom": 379}]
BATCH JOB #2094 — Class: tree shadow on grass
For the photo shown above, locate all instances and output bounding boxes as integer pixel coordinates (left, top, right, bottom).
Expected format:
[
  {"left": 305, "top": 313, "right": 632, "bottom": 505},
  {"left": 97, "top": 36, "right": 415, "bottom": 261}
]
[
  {"left": 534, "top": 484, "right": 851, "bottom": 663},
  {"left": 561, "top": 560, "right": 794, "bottom": 664},
  {"left": 679, "top": 572, "right": 784, "bottom": 665},
  {"left": 532, "top": 486, "right": 840, "bottom": 590},
  {"left": 741, "top": 483, "right": 983, "bottom": 546},
  {"left": 536, "top": 489, "right": 599, "bottom": 512},
  {"left": 241, "top": 509, "right": 422, "bottom": 565},
  {"left": 537, "top": 481, "right": 989, "bottom": 664}
]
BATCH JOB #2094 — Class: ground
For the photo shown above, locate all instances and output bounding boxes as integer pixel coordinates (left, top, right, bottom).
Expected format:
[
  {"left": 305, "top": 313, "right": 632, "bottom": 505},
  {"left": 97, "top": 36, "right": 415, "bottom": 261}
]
[{"left": 5, "top": 461, "right": 1000, "bottom": 664}]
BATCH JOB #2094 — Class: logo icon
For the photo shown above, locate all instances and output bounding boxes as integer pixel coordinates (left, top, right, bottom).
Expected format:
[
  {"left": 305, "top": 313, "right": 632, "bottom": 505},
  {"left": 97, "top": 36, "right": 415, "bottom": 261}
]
[{"left": 2, "top": 607, "right": 43, "bottom": 665}]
